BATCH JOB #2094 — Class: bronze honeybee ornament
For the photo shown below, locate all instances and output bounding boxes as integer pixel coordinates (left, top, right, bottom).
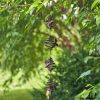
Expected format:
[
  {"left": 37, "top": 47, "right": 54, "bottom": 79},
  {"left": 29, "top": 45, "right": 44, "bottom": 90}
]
[{"left": 44, "top": 36, "right": 58, "bottom": 49}]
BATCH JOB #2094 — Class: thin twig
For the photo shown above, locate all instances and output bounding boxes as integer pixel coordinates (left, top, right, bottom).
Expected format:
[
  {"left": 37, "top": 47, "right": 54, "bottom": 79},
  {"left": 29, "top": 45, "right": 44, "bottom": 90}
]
[{"left": 0, "top": 4, "right": 31, "bottom": 9}]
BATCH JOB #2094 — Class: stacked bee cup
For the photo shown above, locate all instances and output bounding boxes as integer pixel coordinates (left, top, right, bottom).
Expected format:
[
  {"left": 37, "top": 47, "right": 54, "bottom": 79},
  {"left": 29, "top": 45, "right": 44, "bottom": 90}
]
[{"left": 44, "top": 16, "right": 58, "bottom": 100}]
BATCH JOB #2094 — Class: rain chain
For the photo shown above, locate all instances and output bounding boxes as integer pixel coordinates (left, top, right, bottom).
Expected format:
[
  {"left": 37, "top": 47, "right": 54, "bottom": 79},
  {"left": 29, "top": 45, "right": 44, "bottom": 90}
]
[{"left": 44, "top": 16, "right": 58, "bottom": 100}]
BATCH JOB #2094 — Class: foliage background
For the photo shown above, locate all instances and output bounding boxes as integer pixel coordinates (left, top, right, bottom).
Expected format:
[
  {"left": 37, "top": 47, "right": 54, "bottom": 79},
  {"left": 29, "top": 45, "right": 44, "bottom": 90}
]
[{"left": 0, "top": 0, "right": 100, "bottom": 100}]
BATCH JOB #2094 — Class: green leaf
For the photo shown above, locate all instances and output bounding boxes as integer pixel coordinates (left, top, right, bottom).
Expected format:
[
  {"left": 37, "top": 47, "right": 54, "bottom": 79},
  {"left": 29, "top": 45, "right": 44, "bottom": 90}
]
[
  {"left": 36, "top": 0, "right": 48, "bottom": 12},
  {"left": 81, "top": 90, "right": 91, "bottom": 99},
  {"left": 77, "top": 70, "right": 91, "bottom": 80},
  {"left": 25, "top": 0, "right": 42, "bottom": 15},
  {"left": 75, "top": 90, "right": 91, "bottom": 100},
  {"left": 95, "top": 15, "right": 100, "bottom": 26},
  {"left": 91, "top": 0, "right": 100, "bottom": 9}
]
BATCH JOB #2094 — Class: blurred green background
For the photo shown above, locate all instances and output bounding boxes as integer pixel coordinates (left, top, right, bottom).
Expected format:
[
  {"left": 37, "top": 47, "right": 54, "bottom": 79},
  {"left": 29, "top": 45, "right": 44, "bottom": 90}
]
[{"left": 0, "top": 0, "right": 100, "bottom": 100}]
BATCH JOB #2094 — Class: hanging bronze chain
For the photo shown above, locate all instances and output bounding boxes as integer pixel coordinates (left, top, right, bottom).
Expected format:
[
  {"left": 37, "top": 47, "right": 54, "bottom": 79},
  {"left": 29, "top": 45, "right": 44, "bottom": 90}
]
[{"left": 44, "top": 16, "right": 58, "bottom": 100}]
